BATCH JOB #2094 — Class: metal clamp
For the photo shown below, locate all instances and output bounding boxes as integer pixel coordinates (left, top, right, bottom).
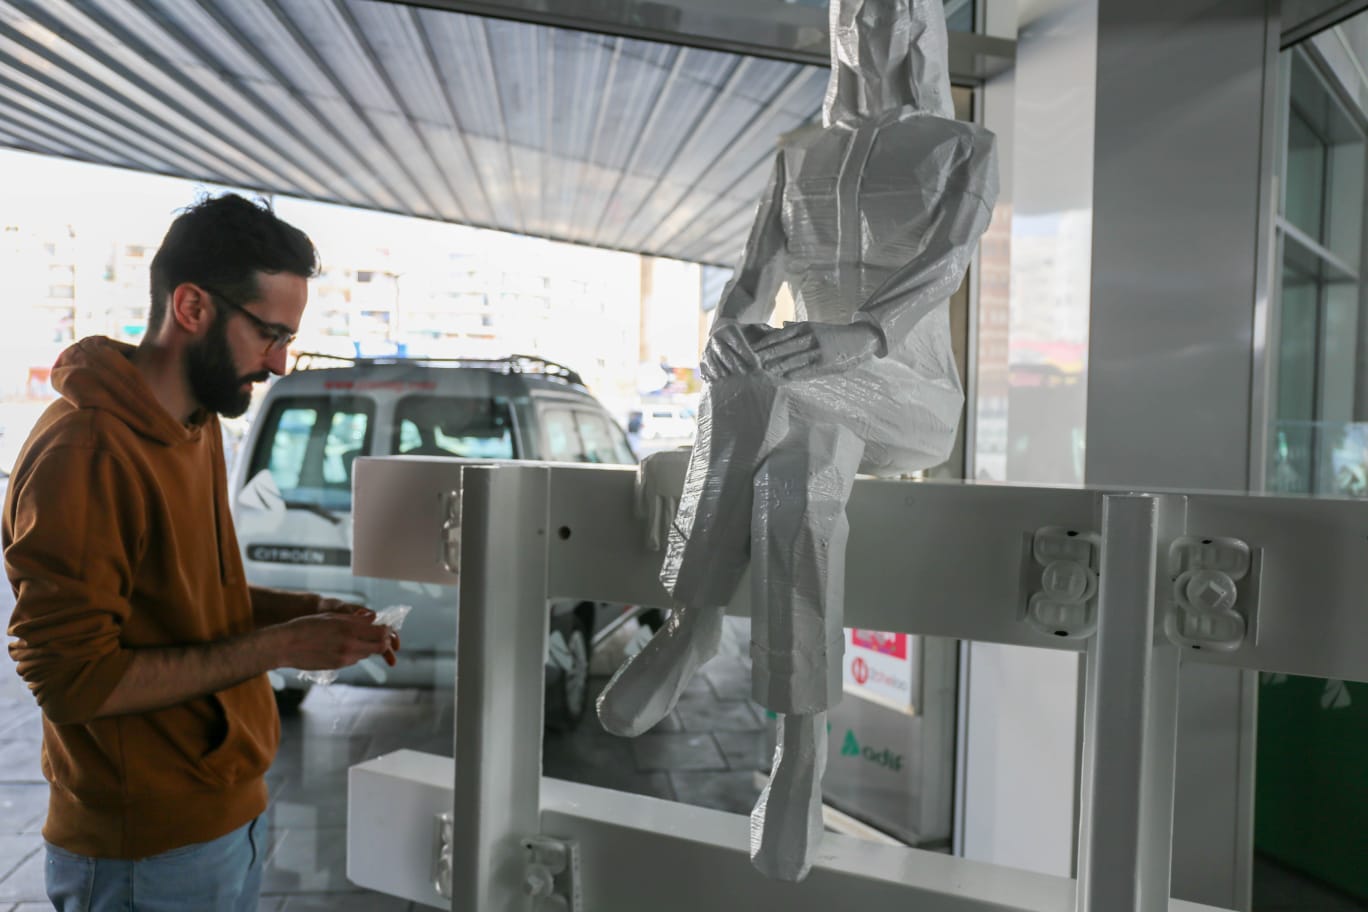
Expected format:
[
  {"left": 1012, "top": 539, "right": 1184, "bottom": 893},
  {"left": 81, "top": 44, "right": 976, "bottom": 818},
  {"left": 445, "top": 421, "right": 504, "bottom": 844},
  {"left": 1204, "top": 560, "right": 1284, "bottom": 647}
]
[
  {"left": 434, "top": 812, "right": 454, "bottom": 900},
  {"left": 522, "top": 835, "right": 581, "bottom": 912},
  {"left": 1026, "top": 526, "right": 1101, "bottom": 639},
  {"left": 439, "top": 489, "right": 461, "bottom": 576},
  {"left": 1164, "top": 536, "right": 1253, "bottom": 651}
]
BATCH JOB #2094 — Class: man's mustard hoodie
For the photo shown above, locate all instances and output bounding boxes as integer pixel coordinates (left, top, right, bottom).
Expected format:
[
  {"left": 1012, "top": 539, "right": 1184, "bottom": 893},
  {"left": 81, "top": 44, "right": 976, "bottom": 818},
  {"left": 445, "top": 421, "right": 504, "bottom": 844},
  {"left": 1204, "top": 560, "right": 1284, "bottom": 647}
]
[{"left": 4, "top": 336, "right": 314, "bottom": 858}]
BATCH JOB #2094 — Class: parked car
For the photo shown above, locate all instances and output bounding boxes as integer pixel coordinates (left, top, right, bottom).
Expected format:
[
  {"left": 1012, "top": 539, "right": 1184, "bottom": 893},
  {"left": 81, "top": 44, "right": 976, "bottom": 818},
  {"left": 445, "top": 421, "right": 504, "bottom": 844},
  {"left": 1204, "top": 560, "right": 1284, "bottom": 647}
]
[
  {"left": 629, "top": 403, "right": 697, "bottom": 441},
  {"left": 229, "top": 353, "right": 638, "bottom": 728}
]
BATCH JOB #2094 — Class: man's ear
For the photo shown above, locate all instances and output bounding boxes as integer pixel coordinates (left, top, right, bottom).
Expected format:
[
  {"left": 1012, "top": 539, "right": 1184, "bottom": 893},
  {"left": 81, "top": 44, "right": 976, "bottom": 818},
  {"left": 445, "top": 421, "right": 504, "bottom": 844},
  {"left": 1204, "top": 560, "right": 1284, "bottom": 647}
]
[{"left": 170, "top": 283, "right": 214, "bottom": 336}]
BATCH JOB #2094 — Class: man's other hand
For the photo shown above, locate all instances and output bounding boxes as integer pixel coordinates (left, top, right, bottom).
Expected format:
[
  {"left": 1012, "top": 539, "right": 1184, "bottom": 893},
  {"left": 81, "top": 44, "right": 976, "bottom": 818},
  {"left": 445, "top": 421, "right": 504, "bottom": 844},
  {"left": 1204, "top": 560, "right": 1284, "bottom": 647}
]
[{"left": 272, "top": 611, "right": 400, "bottom": 670}]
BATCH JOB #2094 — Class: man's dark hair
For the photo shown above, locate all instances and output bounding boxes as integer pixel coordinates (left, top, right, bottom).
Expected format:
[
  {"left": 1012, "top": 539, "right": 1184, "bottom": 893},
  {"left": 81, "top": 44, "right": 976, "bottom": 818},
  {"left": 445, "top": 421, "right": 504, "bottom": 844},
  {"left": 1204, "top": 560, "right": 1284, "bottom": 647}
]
[{"left": 147, "top": 193, "right": 319, "bottom": 335}]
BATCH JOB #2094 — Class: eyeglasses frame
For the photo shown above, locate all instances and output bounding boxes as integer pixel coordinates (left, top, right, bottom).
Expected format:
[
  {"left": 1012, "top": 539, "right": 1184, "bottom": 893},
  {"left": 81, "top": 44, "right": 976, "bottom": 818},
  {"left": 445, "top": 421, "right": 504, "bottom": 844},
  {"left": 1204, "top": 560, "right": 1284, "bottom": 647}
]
[{"left": 197, "top": 283, "right": 297, "bottom": 355}]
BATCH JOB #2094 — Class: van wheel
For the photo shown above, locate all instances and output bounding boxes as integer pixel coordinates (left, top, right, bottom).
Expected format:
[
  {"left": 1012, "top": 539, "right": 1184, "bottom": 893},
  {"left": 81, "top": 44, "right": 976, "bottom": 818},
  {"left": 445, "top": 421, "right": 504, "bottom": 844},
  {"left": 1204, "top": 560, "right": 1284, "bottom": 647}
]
[
  {"left": 274, "top": 686, "right": 310, "bottom": 714},
  {"left": 545, "top": 620, "right": 590, "bottom": 732}
]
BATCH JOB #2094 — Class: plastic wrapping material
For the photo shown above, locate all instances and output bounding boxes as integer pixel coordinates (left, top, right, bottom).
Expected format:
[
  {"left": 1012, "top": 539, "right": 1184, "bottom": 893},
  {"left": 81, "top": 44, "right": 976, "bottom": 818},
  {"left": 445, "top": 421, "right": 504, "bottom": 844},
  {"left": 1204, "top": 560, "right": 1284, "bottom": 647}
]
[
  {"left": 598, "top": 0, "right": 999, "bottom": 881},
  {"left": 299, "top": 603, "right": 412, "bottom": 686}
]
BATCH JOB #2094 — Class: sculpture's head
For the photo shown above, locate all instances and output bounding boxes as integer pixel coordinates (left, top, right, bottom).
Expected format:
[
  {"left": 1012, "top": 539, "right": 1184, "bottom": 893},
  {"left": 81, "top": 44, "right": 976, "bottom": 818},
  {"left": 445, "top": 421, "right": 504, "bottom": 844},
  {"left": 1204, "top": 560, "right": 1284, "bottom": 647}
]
[{"left": 822, "top": 0, "right": 954, "bottom": 125}]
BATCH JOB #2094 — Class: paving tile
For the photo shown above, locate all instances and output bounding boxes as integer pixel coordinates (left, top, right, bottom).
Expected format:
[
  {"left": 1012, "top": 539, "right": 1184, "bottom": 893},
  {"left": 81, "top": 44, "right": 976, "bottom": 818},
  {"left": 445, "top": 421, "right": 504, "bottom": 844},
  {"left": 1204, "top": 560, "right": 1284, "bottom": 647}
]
[
  {"left": 278, "top": 890, "right": 413, "bottom": 910},
  {"left": 680, "top": 671, "right": 714, "bottom": 700},
  {"left": 269, "top": 734, "right": 371, "bottom": 794},
  {"left": 0, "top": 706, "right": 39, "bottom": 742},
  {"left": 261, "top": 827, "right": 357, "bottom": 895},
  {"left": 544, "top": 731, "right": 675, "bottom": 800},
  {"left": 544, "top": 730, "right": 635, "bottom": 779},
  {"left": 265, "top": 782, "right": 349, "bottom": 830},
  {"left": 0, "top": 785, "right": 46, "bottom": 834},
  {"left": 630, "top": 732, "right": 726, "bottom": 772},
  {"left": 0, "top": 836, "right": 39, "bottom": 882},
  {"left": 700, "top": 658, "right": 753, "bottom": 701},
  {"left": 0, "top": 742, "right": 41, "bottom": 784},
  {"left": 668, "top": 770, "right": 762, "bottom": 816},
  {"left": 717, "top": 617, "right": 752, "bottom": 659},
  {"left": 675, "top": 689, "right": 762, "bottom": 733},
  {"left": 713, "top": 730, "right": 771, "bottom": 772},
  {"left": 0, "top": 840, "right": 44, "bottom": 903},
  {"left": 345, "top": 700, "right": 449, "bottom": 740}
]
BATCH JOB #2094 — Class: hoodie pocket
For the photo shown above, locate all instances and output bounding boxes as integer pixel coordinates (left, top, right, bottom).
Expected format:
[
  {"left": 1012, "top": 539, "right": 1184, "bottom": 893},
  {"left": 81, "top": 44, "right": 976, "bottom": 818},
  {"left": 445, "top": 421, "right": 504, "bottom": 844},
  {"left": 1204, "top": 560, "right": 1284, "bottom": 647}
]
[
  {"left": 201, "top": 676, "right": 279, "bottom": 787},
  {"left": 119, "top": 676, "right": 279, "bottom": 797}
]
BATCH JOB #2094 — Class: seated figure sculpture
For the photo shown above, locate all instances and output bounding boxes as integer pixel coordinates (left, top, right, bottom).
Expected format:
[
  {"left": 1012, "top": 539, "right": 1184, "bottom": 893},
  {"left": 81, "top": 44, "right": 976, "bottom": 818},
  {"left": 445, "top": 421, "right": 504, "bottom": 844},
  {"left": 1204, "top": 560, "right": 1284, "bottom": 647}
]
[{"left": 597, "top": 0, "right": 999, "bottom": 881}]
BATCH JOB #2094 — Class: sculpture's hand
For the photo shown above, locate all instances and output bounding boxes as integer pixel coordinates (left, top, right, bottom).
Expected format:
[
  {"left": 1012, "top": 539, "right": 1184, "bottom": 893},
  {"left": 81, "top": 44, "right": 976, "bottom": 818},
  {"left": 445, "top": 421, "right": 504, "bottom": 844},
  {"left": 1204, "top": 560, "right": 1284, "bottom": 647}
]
[
  {"left": 701, "top": 319, "right": 771, "bottom": 382},
  {"left": 752, "top": 321, "right": 881, "bottom": 381},
  {"left": 635, "top": 447, "right": 691, "bottom": 552}
]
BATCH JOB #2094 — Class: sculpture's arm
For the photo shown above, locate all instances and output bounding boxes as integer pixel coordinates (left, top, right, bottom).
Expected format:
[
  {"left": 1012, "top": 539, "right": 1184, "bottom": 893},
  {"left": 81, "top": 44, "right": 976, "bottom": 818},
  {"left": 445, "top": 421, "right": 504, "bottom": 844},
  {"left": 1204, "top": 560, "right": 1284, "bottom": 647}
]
[
  {"left": 714, "top": 151, "right": 788, "bottom": 325},
  {"left": 853, "top": 135, "right": 999, "bottom": 357},
  {"left": 700, "top": 151, "right": 789, "bottom": 381}
]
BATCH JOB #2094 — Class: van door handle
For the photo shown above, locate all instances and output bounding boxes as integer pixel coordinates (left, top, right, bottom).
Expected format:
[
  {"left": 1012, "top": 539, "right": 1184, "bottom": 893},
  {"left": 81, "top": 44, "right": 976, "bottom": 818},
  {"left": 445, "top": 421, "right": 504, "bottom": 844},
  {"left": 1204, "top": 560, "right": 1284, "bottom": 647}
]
[{"left": 439, "top": 489, "right": 461, "bottom": 576}]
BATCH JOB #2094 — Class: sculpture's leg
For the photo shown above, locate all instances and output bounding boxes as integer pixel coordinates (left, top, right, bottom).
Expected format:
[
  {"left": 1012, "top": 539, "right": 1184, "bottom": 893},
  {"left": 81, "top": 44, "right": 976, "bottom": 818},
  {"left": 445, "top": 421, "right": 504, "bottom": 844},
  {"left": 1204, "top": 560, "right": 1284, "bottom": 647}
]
[
  {"left": 598, "top": 374, "right": 779, "bottom": 736},
  {"left": 750, "top": 711, "right": 826, "bottom": 881},
  {"left": 596, "top": 600, "right": 726, "bottom": 737},
  {"left": 749, "top": 419, "right": 863, "bottom": 880}
]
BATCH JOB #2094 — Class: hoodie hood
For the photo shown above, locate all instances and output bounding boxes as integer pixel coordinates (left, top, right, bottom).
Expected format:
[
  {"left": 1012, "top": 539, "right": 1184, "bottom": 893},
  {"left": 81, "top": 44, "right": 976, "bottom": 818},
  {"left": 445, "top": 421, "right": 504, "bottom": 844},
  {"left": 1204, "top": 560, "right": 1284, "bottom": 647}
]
[
  {"left": 823, "top": 0, "right": 954, "bottom": 126},
  {"left": 50, "top": 336, "right": 201, "bottom": 446}
]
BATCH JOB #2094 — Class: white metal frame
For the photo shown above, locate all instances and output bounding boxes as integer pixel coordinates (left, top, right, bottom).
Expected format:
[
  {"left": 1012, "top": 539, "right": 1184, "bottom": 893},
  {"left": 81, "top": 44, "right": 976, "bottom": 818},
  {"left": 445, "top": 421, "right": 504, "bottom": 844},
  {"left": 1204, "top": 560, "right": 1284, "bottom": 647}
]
[{"left": 347, "top": 458, "right": 1368, "bottom": 911}]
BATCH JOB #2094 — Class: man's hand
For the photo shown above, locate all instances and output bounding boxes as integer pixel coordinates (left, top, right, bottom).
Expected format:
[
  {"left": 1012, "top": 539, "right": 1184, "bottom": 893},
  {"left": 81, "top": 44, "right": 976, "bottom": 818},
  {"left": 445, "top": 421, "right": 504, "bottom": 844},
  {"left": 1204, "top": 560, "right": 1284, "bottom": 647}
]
[
  {"left": 701, "top": 319, "right": 773, "bottom": 382},
  {"left": 752, "top": 321, "right": 881, "bottom": 381},
  {"left": 316, "top": 597, "right": 400, "bottom": 665},
  {"left": 270, "top": 611, "right": 399, "bottom": 671}
]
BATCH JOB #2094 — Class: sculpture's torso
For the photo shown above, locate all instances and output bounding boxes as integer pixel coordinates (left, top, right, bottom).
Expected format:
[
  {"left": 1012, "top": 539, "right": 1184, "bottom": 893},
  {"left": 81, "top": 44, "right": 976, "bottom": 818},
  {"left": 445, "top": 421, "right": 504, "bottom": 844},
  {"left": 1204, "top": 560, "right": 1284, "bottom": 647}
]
[{"left": 780, "top": 109, "right": 992, "bottom": 336}]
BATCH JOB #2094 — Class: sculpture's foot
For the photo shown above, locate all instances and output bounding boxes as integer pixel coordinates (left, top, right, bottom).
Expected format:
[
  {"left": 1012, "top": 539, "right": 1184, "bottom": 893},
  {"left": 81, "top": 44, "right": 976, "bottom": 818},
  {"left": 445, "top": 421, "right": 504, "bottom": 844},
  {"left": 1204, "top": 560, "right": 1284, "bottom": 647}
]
[
  {"left": 750, "top": 711, "right": 827, "bottom": 882},
  {"left": 596, "top": 604, "right": 724, "bottom": 737}
]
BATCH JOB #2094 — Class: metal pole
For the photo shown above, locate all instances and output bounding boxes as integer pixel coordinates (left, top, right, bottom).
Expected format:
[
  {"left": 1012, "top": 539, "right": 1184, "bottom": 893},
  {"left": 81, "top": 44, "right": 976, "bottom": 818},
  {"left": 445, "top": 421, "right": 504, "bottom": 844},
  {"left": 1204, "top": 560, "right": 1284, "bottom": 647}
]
[
  {"left": 1077, "top": 494, "right": 1185, "bottom": 912},
  {"left": 451, "top": 465, "right": 551, "bottom": 912}
]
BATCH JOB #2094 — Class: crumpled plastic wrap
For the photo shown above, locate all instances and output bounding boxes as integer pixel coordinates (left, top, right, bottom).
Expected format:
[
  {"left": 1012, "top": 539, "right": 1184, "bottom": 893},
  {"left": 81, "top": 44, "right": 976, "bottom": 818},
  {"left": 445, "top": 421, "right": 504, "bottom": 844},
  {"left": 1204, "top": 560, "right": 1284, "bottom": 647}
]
[
  {"left": 299, "top": 603, "right": 412, "bottom": 686},
  {"left": 598, "top": 0, "right": 999, "bottom": 882}
]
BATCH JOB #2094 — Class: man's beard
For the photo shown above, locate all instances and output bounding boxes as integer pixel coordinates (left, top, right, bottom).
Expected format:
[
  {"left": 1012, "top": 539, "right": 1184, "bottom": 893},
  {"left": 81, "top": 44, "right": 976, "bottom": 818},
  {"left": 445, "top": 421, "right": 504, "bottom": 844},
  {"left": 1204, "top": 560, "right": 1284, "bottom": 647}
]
[{"left": 187, "top": 318, "right": 268, "bottom": 418}]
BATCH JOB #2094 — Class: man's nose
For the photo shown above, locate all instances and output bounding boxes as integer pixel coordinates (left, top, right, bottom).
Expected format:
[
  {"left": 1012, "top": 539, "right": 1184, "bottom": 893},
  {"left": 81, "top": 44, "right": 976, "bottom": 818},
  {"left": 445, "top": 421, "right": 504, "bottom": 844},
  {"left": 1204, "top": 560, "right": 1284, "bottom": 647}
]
[{"left": 267, "top": 345, "right": 290, "bottom": 376}]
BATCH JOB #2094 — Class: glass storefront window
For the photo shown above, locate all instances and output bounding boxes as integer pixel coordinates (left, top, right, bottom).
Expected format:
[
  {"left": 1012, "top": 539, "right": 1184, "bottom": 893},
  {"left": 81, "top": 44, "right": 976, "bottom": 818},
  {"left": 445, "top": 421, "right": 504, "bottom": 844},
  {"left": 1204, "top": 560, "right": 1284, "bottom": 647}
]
[
  {"left": 1260, "top": 14, "right": 1368, "bottom": 910},
  {"left": 1268, "top": 42, "right": 1368, "bottom": 498}
]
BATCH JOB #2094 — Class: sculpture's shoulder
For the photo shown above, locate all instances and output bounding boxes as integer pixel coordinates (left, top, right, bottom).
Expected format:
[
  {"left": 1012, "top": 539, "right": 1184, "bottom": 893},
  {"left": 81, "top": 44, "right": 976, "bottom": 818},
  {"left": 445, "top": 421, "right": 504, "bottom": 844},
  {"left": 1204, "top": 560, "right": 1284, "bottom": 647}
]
[
  {"left": 781, "top": 112, "right": 995, "bottom": 188},
  {"left": 867, "top": 113, "right": 995, "bottom": 178}
]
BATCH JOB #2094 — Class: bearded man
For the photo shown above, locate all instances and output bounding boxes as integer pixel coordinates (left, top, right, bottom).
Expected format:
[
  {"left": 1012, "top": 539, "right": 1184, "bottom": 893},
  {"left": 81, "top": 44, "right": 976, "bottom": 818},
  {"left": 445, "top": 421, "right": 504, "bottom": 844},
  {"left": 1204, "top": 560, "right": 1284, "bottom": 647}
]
[{"left": 3, "top": 193, "right": 399, "bottom": 911}]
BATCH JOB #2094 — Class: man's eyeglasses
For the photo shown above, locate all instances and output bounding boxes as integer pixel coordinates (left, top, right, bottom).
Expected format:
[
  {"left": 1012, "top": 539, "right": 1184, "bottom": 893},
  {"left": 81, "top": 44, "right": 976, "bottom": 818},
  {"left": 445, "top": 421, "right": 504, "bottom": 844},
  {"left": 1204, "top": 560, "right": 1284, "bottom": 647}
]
[{"left": 199, "top": 284, "right": 297, "bottom": 354}]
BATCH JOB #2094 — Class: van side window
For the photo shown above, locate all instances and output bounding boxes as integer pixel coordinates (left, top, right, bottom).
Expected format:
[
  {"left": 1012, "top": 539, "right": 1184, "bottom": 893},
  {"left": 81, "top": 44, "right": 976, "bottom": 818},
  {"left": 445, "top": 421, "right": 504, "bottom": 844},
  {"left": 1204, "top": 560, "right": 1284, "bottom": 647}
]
[
  {"left": 247, "top": 396, "right": 373, "bottom": 511},
  {"left": 393, "top": 396, "right": 516, "bottom": 459},
  {"left": 542, "top": 408, "right": 585, "bottom": 462},
  {"left": 266, "top": 407, "right": 317, "bottom": 489},
  {"left": 574, "top": 411, "right": 629, "bottom": 464}
]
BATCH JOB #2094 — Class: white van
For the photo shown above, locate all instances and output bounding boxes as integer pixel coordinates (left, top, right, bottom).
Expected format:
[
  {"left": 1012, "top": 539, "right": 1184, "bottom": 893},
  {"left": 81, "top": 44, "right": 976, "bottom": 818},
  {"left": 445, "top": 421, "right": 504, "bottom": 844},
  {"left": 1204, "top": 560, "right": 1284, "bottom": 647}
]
[{"left": 229, "top": 353, "right": 637, "bottom": 728}]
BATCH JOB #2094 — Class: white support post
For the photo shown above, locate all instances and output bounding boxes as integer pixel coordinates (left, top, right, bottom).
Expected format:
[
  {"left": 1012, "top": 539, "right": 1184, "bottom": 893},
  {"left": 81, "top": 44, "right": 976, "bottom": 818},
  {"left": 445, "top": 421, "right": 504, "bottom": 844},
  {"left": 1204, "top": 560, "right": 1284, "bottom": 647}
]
[
  {"left": 450, "top": 465, "right": 551, "bottom": 912},
  {"left": 1076, "top": 494, "right": 1185, "bottom": 912}
]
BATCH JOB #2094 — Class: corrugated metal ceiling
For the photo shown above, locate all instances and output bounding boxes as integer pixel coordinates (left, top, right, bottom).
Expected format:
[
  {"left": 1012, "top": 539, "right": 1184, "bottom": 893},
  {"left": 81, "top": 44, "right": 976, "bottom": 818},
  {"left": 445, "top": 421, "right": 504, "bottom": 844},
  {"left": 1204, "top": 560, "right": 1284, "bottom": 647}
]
[{"left": 0, "top": 0, "right": 831, "bottom": 265}]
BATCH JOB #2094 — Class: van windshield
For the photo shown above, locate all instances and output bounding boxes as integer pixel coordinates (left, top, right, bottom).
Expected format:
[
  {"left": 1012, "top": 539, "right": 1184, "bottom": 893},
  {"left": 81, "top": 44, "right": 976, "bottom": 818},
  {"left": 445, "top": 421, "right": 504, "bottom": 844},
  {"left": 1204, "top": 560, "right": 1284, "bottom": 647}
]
[
  {"left": 247, "top": 396, "right": 373, "bottom": 513},
  {"left": 393, "top": 395, "right": 516, "bottom": 460}
]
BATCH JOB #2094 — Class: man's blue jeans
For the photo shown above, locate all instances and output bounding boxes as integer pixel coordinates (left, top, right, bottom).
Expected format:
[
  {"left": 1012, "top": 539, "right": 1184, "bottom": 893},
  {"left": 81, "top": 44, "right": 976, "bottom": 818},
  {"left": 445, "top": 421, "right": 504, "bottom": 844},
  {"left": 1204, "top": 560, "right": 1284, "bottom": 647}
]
[{"left": 44, "top": 817, "right": 263, "bottom": 912}]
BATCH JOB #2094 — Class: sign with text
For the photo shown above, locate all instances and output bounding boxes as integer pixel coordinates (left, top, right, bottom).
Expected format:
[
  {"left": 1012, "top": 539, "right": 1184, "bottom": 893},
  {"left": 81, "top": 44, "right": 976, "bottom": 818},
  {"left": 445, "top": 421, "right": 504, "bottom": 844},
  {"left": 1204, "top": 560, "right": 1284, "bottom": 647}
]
[{"left": 843, "top": 628, "right": 919, "bottom": 713}]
